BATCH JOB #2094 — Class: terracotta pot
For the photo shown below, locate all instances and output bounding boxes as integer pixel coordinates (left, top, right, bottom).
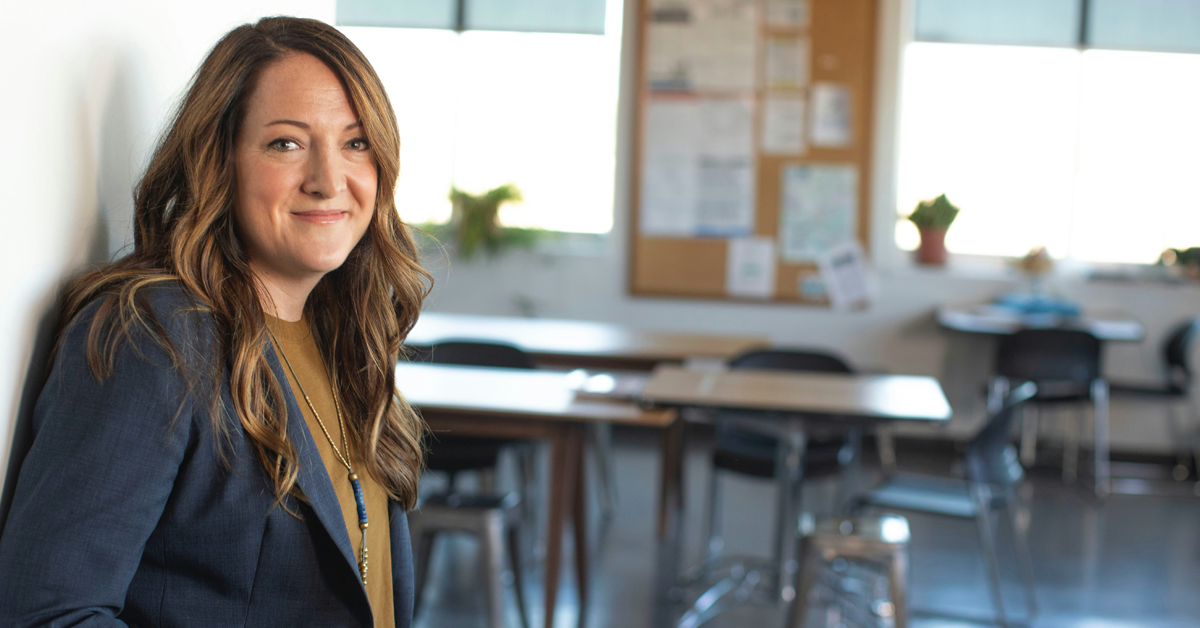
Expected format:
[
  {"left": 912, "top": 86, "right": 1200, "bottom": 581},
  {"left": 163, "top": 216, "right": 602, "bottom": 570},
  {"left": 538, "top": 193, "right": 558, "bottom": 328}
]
[{"left": 916, "top": 226, "right": 948, "bottom": 265}]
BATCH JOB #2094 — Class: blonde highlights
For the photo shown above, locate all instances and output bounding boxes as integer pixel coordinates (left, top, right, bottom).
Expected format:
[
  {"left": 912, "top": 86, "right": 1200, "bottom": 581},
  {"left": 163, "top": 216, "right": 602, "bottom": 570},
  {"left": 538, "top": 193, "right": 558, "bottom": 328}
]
[{"left": 57, "top": 17, "right": 428, "bottom": 510}]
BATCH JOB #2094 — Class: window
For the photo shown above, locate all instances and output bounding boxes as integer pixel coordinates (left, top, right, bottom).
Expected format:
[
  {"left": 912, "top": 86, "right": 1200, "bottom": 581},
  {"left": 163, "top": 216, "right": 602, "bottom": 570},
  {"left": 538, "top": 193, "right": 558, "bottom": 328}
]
[
  {"left": 896, "top": 1, "right": 1200, "bottom": 264},
  {"left": 340, "top": 1, "right": 623, "bottom": 234}
]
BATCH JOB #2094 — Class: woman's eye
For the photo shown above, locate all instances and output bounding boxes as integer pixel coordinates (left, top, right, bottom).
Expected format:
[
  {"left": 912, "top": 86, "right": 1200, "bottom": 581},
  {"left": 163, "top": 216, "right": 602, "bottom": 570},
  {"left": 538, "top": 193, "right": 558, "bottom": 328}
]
[
  {"left": 268, "top": 138, "right": 300, "bottom": 151},
  {"left": 347, "top": 138, "right": 371, "bottom": 151}
]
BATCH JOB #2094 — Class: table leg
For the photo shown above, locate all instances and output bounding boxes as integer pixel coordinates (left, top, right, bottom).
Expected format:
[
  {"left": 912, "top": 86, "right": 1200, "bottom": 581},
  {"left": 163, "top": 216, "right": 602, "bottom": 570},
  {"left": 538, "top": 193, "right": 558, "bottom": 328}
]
[
  {"left": 773, "top": 423, "right": 807, "bottom": 600},
  {"left": 657, "top": 418, "right": 685, "bottom": 539},
  {"left": 571, "top": 427, "right": 589, "bottom": 628},
  {"left": 544, "top": 425, "right": 575, "bottom": 628},
  {"left": 654, "top": 419, "right": 687, "bottom": 626}
]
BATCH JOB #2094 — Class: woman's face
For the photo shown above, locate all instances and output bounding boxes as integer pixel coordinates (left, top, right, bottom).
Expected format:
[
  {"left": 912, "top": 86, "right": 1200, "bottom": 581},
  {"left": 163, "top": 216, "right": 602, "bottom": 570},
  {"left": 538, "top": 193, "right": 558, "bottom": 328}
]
[{"left": 233, "top": 52, "right": 376, "bottom": 289}]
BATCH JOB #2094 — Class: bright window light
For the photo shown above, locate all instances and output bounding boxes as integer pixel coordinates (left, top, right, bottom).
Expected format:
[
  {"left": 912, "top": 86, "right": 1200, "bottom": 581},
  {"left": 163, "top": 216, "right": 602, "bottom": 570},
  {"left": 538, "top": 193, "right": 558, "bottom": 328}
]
[
  {"left": 896, "top": 42, "right": 1200, "bottom": 264},
  {"left": 342, "top": 2, "right": 623, "bottom": 234}
]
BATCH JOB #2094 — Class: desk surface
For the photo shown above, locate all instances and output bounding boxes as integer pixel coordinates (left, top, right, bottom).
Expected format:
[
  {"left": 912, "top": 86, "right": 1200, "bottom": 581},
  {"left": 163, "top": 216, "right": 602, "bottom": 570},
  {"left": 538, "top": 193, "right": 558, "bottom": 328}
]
[
  {"left": 395, "top": 362, "right": 675, "bottom": 427},
  {"left": 937, "top": 302, "right": 1144, "bottom": 341},
  {"left": 639, "top": 366, "right": 952, "bottom": 422},
  {"left": 407, "top": 312, "right": 769, "bottom": 365}
]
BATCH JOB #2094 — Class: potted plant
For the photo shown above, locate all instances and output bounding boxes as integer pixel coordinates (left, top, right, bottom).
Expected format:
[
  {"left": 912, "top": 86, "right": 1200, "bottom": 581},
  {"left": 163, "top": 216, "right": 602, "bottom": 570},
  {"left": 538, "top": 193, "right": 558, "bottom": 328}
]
[
  {"left": 907, "top": 194, "right": 960, "bottom": 265},
  {"left": 421, "top": 184, "right": 542, "bottom": 260}
]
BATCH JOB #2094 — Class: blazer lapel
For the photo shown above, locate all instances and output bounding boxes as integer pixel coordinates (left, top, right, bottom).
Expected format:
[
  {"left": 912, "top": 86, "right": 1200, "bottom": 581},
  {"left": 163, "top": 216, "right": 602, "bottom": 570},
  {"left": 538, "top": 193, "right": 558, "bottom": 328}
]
[{"left": 264, "top": 342, "right": 363, "bottom": 585}]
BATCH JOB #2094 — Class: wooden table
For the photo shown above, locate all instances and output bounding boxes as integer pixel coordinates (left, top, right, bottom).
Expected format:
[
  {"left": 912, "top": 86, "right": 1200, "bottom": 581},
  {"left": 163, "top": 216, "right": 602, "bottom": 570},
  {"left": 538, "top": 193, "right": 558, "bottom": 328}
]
[
  {"left": 395, "top": 363, "right": 676, "bottom": 628},
  {"left": 937, "top": 302, "right": 1145, "bottom": 341},
  {"left": 638, "top": 365, "right": 951, "bottom": 627},
  {"left": 408, "top": 312, "right": 770, "bottom": 370}
]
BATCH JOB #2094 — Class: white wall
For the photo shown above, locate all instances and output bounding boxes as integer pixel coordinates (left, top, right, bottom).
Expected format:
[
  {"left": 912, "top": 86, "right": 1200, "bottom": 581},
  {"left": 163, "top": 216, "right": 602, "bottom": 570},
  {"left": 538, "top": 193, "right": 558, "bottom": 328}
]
[{"left": 0, "top": 0, "right": 335, "bottom": 500}]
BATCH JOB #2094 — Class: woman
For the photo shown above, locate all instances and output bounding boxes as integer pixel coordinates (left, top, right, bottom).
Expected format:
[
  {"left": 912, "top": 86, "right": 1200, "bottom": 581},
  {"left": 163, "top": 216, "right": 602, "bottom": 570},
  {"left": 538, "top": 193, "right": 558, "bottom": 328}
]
[{"left": 0, "top": 16, "right": 427, "bottom": 628}]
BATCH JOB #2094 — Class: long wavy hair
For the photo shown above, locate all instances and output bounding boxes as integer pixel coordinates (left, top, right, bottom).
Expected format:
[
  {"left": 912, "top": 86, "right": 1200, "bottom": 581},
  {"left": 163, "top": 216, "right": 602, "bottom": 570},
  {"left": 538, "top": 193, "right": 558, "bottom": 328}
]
[{"left": 55, "top": 16, "right": 428, "bottom": 510}]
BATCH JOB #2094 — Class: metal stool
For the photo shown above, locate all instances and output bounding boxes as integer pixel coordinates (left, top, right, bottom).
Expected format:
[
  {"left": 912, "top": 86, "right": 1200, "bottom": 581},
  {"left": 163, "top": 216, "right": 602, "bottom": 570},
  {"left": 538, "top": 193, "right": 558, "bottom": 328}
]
[
  {"left": 788, "top": 515, "right": 910, "bottom": 628},
  {"left": 409, "top": 492, "right": 529, "bottom": 628}
]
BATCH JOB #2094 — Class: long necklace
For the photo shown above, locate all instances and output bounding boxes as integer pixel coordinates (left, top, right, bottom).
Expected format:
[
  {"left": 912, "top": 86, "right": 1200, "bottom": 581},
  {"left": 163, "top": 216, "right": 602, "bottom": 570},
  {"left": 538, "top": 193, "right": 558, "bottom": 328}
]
[{"left": 266, "top": 326, "right": 370, "bottom": 585}]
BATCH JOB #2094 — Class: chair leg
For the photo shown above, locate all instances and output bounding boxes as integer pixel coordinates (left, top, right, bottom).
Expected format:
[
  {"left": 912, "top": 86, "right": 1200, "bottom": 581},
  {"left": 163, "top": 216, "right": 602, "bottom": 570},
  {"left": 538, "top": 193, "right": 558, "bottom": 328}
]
[
  {"left": 1007, "top": 498, "right": 1039, "bottom": 619},
  {"left": 703, "top": 466, "right": 723, "bottom": 564},
  {"left": 1020, "top": 404, "right": 1039, "bottom": 468},
  {"left": 1166, "top": 401, "right": 1191, "bottom": 481},
  {"left": 482, "top": 513, "right": 508, "bottom": 628},
  {"left": 590, "top": 422, "right": 618, "bottom": 519},
  {"left": 773, "top": 428, "right": 807, "bottom": 598},
  {"left": 480, "top": 467, "right": 497, "bottom": 494},
  {"left": 888, "top": 548, "right": 908, "bottom": 628},
  {"left": 1092, "top": 380, "right": 1111, "bottom": 498},
  {"left": 877, "top": 427, "right": 897, "bottom": 476},
  {"left": 507, "top": 524, "right": 530, "bottom": 628},
  {"left": 1063, "top": 405, "right": 1082, "bottom": 485},
  {"left": 786, "top": 536, "right": 820, "bottom": 628},
  {"left": 972, "top": 489, "right": 1009, "bottom": 628}
]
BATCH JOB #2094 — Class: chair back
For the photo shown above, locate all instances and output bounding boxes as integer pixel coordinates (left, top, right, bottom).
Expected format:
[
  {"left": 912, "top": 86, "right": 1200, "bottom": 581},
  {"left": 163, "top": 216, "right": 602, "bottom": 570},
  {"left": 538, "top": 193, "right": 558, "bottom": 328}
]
[
  {"left": 1163, "top": 317, "right": 1200, "bottom": 393},
  {"left": 965, "top": 382, "right": 1038, "bottom": 487},
  {"left": 729, "top": 349, "right": 854, "bottom": 374},
  {"left": 427, "top": 341, "right": 537, "bottom": 370},
  {"left": 994, "top": 329, "right": 1101, "bottom": 386}
]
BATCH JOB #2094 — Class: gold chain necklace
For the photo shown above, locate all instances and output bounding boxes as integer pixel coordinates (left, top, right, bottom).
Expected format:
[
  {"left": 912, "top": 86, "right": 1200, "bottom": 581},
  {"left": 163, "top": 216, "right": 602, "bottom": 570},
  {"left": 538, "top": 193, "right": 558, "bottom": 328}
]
[{"left": 265, "top": 324, "right": 370, "bottom": 585}]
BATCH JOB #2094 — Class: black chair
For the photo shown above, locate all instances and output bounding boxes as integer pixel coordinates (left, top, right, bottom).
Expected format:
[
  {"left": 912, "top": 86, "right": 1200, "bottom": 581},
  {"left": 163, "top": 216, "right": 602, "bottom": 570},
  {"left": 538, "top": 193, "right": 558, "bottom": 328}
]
[
  {"left": 989, "top": 329, "right": 1109, "bottom": 496},
  {"left": 700, "top": 349, "right": 857, "bottom": 590},
  {"left": 853, "top": 383, "right": 1039, "bottom": 628},
  {"left": 422, "top": 341, "right": 536, "bottom": 490},
  {"left": 1109, "top": 317, "right": 1200, "bottom": 485}
]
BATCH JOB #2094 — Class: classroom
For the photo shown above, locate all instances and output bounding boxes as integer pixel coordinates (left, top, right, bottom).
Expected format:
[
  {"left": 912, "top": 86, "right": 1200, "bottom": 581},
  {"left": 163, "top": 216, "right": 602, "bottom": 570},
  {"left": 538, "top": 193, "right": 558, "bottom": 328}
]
[{"left": 1, "top": 1, "right": 1199, "bottom": 627}]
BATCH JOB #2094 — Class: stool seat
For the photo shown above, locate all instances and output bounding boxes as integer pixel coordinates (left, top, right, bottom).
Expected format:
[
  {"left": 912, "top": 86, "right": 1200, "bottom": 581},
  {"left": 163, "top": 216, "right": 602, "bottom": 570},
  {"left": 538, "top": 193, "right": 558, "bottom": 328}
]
[
  {"left": 789, "top": 515, "right": 910, "bottom": 628},
  {"left": 409, "top": 492, "right": 529, "bottom": 628}
]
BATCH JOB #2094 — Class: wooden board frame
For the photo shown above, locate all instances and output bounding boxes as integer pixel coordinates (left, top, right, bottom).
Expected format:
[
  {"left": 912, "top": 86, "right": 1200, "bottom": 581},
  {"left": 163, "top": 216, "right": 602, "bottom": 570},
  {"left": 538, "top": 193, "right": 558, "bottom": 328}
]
[{"left": 629, "top": 0, "right": 878, "bottom": 304}]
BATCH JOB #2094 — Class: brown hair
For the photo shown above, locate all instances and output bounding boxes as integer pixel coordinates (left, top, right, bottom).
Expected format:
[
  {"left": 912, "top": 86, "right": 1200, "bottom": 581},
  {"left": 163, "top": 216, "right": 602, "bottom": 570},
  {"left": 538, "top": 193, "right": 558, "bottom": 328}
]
[{"left": 57, "top": 16, "right": 428, "bottom": 509}]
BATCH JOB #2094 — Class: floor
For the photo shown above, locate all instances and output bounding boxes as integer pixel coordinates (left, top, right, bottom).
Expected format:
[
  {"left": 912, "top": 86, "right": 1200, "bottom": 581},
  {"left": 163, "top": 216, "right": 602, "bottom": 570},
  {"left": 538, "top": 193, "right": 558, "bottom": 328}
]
[{"left": 414, "top": 427, "right": 1200, "bottom": 628}]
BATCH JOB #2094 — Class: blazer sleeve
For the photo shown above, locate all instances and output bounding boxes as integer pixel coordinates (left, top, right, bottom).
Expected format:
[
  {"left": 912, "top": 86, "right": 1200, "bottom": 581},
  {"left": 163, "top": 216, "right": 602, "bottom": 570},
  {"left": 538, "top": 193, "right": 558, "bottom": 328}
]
[{"left": 0, "top": 303, "right": 199, "bottom": 627}]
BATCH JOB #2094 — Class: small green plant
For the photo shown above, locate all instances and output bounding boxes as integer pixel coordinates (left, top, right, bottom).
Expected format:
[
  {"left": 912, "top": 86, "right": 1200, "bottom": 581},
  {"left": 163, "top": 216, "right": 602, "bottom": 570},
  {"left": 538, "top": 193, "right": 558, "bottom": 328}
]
[
  {"left": 908, "top": 194, "right": 960, "bottom": 229},
  {"left": 421, "top": 184, "right": 543, "bottom": 260}
]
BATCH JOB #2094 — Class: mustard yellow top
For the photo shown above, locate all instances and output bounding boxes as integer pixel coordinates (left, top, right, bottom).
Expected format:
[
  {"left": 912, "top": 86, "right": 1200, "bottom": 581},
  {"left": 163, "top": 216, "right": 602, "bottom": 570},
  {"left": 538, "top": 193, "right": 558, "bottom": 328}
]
[{"left": 266, "top": 314, "right": 394, "bottom": 628}]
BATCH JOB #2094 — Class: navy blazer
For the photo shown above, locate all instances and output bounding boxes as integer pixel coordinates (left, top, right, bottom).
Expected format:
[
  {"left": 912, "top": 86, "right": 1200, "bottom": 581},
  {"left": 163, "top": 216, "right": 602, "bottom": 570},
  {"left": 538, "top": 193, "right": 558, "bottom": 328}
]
[{"left": 0, "top": 286, "right": 414, "bottom": 627}]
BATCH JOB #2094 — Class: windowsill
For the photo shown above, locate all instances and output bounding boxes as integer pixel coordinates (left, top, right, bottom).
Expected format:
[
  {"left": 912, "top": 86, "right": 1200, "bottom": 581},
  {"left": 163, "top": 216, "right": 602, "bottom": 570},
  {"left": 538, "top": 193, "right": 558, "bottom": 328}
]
[
  {"left": 881, "top": 250, "right": 1196, "bottom": 287},
  {"left": 413, "top": 226, "right": 612, "bottom": 261}
]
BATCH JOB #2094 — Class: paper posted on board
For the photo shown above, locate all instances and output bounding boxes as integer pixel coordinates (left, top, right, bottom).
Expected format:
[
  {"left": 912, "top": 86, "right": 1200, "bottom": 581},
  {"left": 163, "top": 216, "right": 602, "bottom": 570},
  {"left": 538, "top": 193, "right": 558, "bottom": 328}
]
[
  {"left": 778, "top": 164, "right": 857, "bottom": 262},
  {"left": 817, "top": 240, "right": 872, "bottom": 309},
  {"left": 640, "top": 98, "right": 756, "bottom": 238},
  {"left": 761, "top": 95, "right": 806, "bottom": 155},
  {"left": 811, "top": 83, "right": 853, "bottom": 147},
  {"left": 646, "top": 0, "right": 758, "bottom": 92},
  {"left": 765, "top": 36, "right": 809, "bottom": 90},
  {"left": 766, "top": 0, "right": 809, "bottom": 27},
  {"left": 726, "top": 237, "right": 777, "bottom": 299}
]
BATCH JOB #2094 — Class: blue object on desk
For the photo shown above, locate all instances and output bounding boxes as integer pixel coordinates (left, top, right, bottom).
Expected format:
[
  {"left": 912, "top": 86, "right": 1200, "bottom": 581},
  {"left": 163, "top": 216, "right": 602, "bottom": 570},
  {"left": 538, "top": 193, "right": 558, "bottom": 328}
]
[{"left": 993, "top": 293, "right": 1082, "bottom": 317}]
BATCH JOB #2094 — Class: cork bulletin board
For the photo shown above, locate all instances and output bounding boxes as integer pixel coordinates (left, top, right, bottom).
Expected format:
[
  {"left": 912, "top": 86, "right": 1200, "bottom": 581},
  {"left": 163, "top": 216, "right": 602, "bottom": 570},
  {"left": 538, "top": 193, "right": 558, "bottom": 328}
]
[{"left": 629, "top": 0, "right": 878, "bottom": 304}]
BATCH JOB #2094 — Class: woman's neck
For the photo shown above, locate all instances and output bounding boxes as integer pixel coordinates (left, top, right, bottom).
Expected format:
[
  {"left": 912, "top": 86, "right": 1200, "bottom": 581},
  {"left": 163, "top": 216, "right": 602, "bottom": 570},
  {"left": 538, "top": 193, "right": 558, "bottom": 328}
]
[{"left": 251, "top": 263, "right": 321, "bottom": 322}]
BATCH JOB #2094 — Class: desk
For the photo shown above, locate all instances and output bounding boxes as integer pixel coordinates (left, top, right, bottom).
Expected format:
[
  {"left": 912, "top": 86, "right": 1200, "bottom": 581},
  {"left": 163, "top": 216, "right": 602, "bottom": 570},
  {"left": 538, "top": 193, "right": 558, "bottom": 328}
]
[
  {"left": 937, "top": 302, "right": 1145, "bottom": 341},
  {"left": 638, "top": 365, "right": 950, "bottom": 626},
  {"left": 395, "top": 363, "right": 676, "bottom": 628},
  {"left": 408, "top": 312, "right": 770, "bottom": 370}
]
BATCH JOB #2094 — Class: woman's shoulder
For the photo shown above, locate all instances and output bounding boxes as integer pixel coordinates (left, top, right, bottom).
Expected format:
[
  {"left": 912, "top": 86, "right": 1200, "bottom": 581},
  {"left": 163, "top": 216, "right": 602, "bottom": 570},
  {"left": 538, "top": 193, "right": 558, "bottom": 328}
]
[{"left": 62, "top": 279, "right": 221, "bottom": 370}]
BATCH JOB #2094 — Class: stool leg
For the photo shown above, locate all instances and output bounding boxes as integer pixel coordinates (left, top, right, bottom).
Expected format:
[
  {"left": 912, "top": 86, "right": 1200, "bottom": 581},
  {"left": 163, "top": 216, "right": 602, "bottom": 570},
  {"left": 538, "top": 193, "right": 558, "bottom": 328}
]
[
  {"left": 482, "top": 513, "right": 508, "bottom": 628},
  {"left": 786, "top": 537, "right": 819, "bottom": 628},
  {"left": 507, "top": 524, "right": 530, "bottom": 628},
  {"left": 888, "top": 548, "right": 908, "bottom": 628}
]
